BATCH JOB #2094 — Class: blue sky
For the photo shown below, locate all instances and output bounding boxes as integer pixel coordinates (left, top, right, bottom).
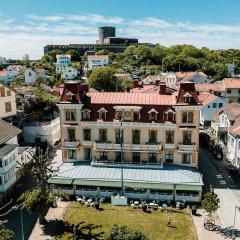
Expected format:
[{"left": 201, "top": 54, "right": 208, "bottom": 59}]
[{"left": 1, "top": 0, "right": 240, "bottom": 59}]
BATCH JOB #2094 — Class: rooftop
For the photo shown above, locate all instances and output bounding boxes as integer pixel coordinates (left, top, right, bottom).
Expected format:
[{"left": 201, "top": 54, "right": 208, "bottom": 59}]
[
  {"left": 87, "top": 55, "right": 108, "bottom": 61},
  {"left": 0, "top": 120, "right": 22, "bottom": 145},
  {"left": 198, "top": 91, "right": 218, "bottom": 105},
  {"left": 0, "top": 144, "right": 18, "bottom": 157},
  {"left": 49, "top": 162, "right": 203, "bottom": 187}
]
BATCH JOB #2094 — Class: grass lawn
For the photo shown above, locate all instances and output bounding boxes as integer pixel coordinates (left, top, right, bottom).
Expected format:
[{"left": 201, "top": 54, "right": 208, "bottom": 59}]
[{"left": 58, "top": 202, "right": 197, "bottom": 240}]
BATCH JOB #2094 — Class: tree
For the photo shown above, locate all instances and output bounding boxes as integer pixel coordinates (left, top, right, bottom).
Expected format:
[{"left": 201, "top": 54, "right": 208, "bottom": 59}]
[
  {"left": 88, "top": 67, "right": 119, "bottom": 92},
  {"left": 22, "top": 54, "right": 30, "bottom": 68},
  {"left": 18, "top": 146, "right": 56, "bottom": 224},
  {"left": 0, "top": 223, "right": 15, "bottom": 240},
  {"left": 202, "top": 186, "right": 220, "bottom": 217},
  {"left": 35, "top": 76, "right": 45, "bottom": 86},
  {"left": 66, "top": 50, "right": 80, "bottom": 61},
  {"left": 12, "top": 74, "right": 24, "bottom": 86},
  {"left": 107, "top": 225, "right": 147, "bottom": 240}
]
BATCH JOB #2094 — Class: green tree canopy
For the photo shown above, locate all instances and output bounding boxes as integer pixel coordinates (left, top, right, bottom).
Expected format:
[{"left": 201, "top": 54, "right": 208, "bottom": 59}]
[
  {"left": 202, "top": 186, "right": 220, "bottom": 217},
  {"left": 88, "top": 67, "right": 119, "bottom": 92}
]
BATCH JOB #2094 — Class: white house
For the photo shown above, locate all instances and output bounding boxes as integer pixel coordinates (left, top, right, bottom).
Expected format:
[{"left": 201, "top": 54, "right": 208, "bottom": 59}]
[
  {"left": 160, "top": 72, "right": 177, "bottom": 87},
  {"left": 0, "top": 119, "right": 22, "bottom": 202},
  {"left": 198, "top": 92, "right": 229, "bottom": 126},
  {"left": 61, "top": 66, "right": 78, "bottom": 81},
  {"left": 23, "top": 117, "right": 61, "bottom": 145},
  {"left": 176, "top": 71, "right": 210, "bottom": 84},
  {"left": 87, "top": 55, "right": 109, "bottom": 70},
  {"left": 55, "top": 54, "right": 71, "bottom": 74},
  {"left": 24, "top": 68, "right": 46, "bottom": 84},
  {"left": 0, "top": 57, "right": 7, "bottom": 66}
]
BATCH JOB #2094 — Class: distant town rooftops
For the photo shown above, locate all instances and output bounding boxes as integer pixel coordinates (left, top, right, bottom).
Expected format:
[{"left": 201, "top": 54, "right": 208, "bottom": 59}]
[{"left": 87, "top": 55, "right": 109, "bottom": 61}]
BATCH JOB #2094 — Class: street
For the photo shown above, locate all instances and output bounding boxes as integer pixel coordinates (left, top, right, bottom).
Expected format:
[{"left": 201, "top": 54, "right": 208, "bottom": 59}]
[{"left": 199, "top": 147, "right": 240, "bottom": 239}]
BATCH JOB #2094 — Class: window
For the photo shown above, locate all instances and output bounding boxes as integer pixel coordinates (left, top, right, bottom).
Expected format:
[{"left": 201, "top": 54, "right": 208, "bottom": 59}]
[
  {"left": 0, "top": 159, "right": 2, "bottom": 167},
  {"left": 124, "top": 111, "right": 131, "bottom": 120},
  {"left": 100, "top": 151, "right": 107, "bottom": 161},
  {"left": 0, "top": 176, "right": 2, "bottom": 185},
  {"left": 188, "top": 112, "right": 193, "bottom": 123},
  {"left": 212, "top": 103, "right": 217, "bottom": 108},
  {"left": 132, "top": 152, "right": 140, "bottom": 163},
  {"left": 29, "top": 71, "right": 32, "bottom": 76},
  {"left": 65, "top": 110, "right": 76, "bottom": 121},
  {"left": 183, "top": 154, "right": 191, "bottom": 164},
  {"left": 82, "top": 110, "right": 90, "bottom": 120},
  {"left": 149, "top": 153, "right": 157, "bottom": 163},
  {"left": 208, "top": 105, "right": 210, "bottom": 108},
  {"left": 99, "top": 129, "right": 107, "bottom": 143},
  {"left": 183, "top": 131, "right": 192, "bottom": 145},
  {"left": 133, "top": 111, "right": 140, "bottom": 121},
  {"left": 68, "top": 150, "right": 76, "bottom": 159},
  {"left": 149, "top": 130, "right": 157, "bottom": 144},
  {"left": 165, "top": 152, "right": 173, "bottom": 163},
  {"left": 67, "top": 128, "right": 75, "bottom": 142},
  {"left": 6, "top": 90, "right": 11, "bottom": 96},
  {"left": 219, "top": 103, "right": 223, "bottom": 108},
  {"left": 99, "top": 110, "right": 107, "bottom": 120},
  {"left": 227, "top": 89, "right": 232, "bottom": 94},
  {"left": 84, "top": 148, "right": 91, "bottom": 161},
  {"left": 83, "top": 129, "right": 91, "bottom": 141},
  {"left": 132, "top": 130, "right": 140, "bottom": 144},
  {"left": 0, "top": 86, "right": 5, "bottom": 97},
  {"left": 167, "top": 112, "right": 175, "bottom": 122},
  {"left": 5, "top": 102, "right": 12, "bottom": 113},
  {"left": 115, "top": 129, "right": 123, "bottom": 144},
  {"left": 166, "top": 131, "right": 174, "bottom": 144},
  {"left": 182, "top": 112, "right": 188, "bottom": 123},
  {"left": 182, "top": 112, "right": 193, "bottom": 123},
  {"left": 148, "top": 109, "right": 158, "bottom": 121}
]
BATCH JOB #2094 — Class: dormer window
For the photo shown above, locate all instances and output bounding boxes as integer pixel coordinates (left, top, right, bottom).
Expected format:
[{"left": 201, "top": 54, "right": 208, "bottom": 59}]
[
  {"left": 165, "top": 109, "right": 175, "bottom": 122},
  {"left": 82, "top": 109, "right": 91, "bottom": 120},
  {"left": 183, "top": 92, "right": 192, "bottom": 103},
  {"left": 148, "top": 108, "right": 158, "bottom": 121},
  {"left": 98, "top": 108, "right": 107, "bottom": 121},
  {"left": 115, "top": 111, "right": 122, "bottom": 120},
  {"left": 66, "top": 92, "right": 74, "bottom": 102},
  {"left": 124, "top": 111, "right": 131, "bottom": 120}
]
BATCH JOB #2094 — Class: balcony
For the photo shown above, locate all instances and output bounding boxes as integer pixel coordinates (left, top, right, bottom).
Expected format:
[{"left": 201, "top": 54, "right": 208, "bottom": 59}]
[
  {"left": 82, "top": 141, "right": 93, "bottom": 147},
  {"left": 93, "top": 142, "right": 162, "bottom": 151},
  {"left": 165, "top": 143, "right": 175, "bottom": 149},
  {"left": 62, "top": 139, "right": 80, "bottom": 148},
  {"left": 178, "top": 143, "right": 196, "bottom": 152}
]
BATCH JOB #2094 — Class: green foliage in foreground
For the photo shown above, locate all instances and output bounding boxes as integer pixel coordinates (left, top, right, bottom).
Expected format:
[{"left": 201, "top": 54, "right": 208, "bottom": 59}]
[
  {"left": 0, "top": 224, "right": 15, "bottom": 240},
  {"left": 202, "top": 186, "right": 220, "bottom": 217},
  {"left": 107, "top": 224, "right": 147, "bottom": 240}
]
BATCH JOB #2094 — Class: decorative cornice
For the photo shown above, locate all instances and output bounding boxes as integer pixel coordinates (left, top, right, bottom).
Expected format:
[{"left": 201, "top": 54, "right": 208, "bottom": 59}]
[{"left": 57, "top": 104, "right": 83, "bottom": 110}]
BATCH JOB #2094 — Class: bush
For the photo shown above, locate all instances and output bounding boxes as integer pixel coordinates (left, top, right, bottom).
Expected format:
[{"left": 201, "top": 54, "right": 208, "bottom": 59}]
[{"left": 107, "top": 224, "right": 147, "bottom": 240}]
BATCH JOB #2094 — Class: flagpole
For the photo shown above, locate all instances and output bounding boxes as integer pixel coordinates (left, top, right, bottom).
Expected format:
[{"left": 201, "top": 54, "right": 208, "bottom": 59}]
[{"left": 120, "top": 118, "right": 124, "bottom": 196}]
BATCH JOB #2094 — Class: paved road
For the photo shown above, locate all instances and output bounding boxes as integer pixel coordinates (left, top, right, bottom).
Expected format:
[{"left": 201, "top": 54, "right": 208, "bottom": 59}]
[{"left": 199, "top": 148, "right": 240, "bottom": 239}]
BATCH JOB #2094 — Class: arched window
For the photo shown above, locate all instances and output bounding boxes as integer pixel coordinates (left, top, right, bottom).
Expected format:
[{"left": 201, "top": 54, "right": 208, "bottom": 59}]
[
  {"left": 98, "top": 108, "right": 107, "bottom": 121},
  {"left": 82, "top": 109, "right": 90, "bottom": 120},
  {"left": 148, "top": 108, "right": 158, "bottom": 121}
]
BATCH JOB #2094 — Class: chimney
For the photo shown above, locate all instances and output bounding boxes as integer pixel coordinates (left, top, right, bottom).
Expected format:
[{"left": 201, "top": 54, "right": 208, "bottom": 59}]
[
  {"left": 125, "top": 87, "right": 131, "bottom": 92},
  {"left": 155, "top": 80, "right": 160, "bottom": 86},
  {"left": 159, "top": 82, "right": 166, "bottom": 94},
  {"left": 133, "top": 80, "right": 139, "bottom": 88}
]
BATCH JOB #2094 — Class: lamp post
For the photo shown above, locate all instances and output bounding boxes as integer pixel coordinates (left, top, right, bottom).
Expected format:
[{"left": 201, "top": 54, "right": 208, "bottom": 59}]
[
  {"left": 120, "top": 118, "right": 124, "bottom": 196},
  {"left": 232, "top": 205, "right": 240, "bottom": 240},
  {"left": 12, "top": 205, "right": 24, "bottom": 240}
]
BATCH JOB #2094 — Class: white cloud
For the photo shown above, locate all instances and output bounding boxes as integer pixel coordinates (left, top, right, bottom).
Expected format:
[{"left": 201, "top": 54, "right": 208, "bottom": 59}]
[{"left": 1, "top": 13, "right": 240, "bottom": 59}]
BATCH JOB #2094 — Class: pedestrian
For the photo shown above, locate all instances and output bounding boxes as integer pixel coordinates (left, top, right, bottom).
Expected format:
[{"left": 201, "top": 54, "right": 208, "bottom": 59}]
[{"left": 167, "top": 216, "right": 171, "bottom": 227}]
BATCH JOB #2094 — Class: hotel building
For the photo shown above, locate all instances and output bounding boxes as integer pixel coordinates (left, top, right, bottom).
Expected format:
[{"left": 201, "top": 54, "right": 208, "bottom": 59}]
[{"left": 49, "top": 81, "right": 203, "bottom": 202}]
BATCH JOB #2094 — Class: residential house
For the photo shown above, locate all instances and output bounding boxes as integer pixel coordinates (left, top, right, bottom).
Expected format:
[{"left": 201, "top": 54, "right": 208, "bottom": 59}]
[
  {"left": 198, "top": 92, "right": 229, "bottom": 126},
  {"left": 0, "top": 57, "right": 7, "bottom": 66},
  {"left": 87, "top": 55, "right": 109, "bottom": 70},
  {"left": 0, "top": 119, "right": 22, "bottom": 202},
  {"left": 55, "top": 54, "right": 71, "bottom": 74},
  {"left": 48, "top": 81, "right": 203, "bottom": 203},
  {"left": 24, "top": 68, "right": 46, "bottom": 84},
  {"left": 0, "top": 84, "right": 16, "bottom": 119},
  {"left": 195, "top": 78, "right": 240, "bottom": 102},
  {"left": 142, "top": 75, "right": 161, "bottom": 85},
  {"left": 61, "top": 66, "right": 78, "bottom": 81},
  {"left": 176, "top": 71, "right": 209, "bottom": 84}
]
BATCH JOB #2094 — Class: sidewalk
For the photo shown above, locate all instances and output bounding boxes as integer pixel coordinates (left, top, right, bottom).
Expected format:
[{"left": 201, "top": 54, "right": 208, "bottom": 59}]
[
  {"left": 192, "top": 209, "right": 227, "bottom": 240},
  {"left": 28, "top": 200, "right": 69, "bottom": 240}
]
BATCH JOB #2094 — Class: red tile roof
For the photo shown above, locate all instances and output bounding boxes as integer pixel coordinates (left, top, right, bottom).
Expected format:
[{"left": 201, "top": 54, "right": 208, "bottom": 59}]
[
  {"left": 198, "top": 92, "right": 218, "bottom": 105},
  {"left": 223, "top": 78, "right": 240, "bottom": 89}
]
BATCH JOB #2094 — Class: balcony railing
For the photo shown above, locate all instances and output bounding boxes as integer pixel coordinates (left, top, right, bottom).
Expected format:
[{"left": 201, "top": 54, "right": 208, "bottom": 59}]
[
  {"left": 63, "top": 139, "right": 80, "bottom": 148},
  {"left": 91, "top": 159, "right": 163, "bottom": 168},
  {"left": 93, "top": 142, "right": 162, "bottom": 151},
  {"left": 178, "top": 143, "right": 196, "bottom": 151}
]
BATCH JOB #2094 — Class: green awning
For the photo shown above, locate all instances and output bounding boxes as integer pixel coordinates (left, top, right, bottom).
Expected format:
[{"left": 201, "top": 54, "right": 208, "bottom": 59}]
[
  {"left": 48, "top": 178, "right": 73, "bottom": 185},
  {"left": 176, "top": 184, "right": 202, "bottom": 191},
  {"left": 73, "top": 179, "right": 174, "bottom": 190}
]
